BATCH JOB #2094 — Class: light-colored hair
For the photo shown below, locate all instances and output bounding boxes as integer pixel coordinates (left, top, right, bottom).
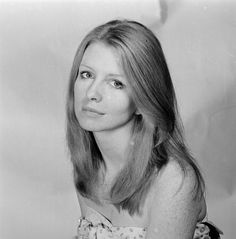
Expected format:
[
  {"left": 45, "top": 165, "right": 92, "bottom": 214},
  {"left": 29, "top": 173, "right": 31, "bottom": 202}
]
[{"left": 66, "top": 19, "right": 205, "bottom": 215}]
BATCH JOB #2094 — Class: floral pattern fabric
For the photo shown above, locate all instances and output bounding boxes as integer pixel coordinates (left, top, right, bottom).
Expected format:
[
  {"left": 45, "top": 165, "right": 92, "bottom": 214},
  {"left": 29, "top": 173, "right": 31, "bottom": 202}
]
[{"left": 76, "top": 207, "right": 223, "bottom": 239}]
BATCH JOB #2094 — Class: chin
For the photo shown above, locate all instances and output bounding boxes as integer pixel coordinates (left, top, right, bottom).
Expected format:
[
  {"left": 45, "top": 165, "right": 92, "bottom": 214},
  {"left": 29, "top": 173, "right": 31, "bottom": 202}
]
[
  {"left": 78, "top": 121, "right": 107, "bottom": 132},
  {"left": 78, "top": 121, "right": 117, "bottom": 133},
  {"left": 77, "top": 115, "right": 135, "bottom": 133}
]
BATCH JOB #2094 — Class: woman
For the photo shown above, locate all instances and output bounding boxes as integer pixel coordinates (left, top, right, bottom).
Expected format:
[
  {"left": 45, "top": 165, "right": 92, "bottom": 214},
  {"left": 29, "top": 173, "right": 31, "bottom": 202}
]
[{"left": 66, "top": 19, "right": 222, "bottom": 239}]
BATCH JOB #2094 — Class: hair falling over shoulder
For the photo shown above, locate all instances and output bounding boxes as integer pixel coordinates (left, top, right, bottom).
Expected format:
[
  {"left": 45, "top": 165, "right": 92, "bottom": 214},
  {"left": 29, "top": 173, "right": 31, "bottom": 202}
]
[{"left": 66, "top": 19, "right": 205, "bottom": 215}]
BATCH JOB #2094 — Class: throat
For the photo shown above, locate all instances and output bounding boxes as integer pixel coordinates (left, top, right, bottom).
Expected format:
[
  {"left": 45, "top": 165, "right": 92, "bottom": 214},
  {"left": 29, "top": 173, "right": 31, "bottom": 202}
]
[
  {"left": 98, "top": 166, "right": 118, "bottom": 201},
  {"left": 93, "top": 121, "right": 134, "bottom": 167}
]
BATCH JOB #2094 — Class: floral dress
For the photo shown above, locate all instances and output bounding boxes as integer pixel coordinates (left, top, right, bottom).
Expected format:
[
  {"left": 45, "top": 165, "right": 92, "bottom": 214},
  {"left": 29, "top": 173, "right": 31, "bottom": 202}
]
[{"left": 76, "top": 206, "right": 223, "bottom": 239}]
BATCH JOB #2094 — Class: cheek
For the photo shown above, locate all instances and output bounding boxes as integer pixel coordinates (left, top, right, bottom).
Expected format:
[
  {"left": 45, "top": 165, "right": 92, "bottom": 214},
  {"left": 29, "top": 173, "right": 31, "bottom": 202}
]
[
  {"left": 74, "top": 82, "right": 85, "bottom": 104},
  {"left": 127, "top": 101, "right": 136, "bottom": 115},
  {"left": 107, "top": 94, "right": 136, "bottom": 116}
]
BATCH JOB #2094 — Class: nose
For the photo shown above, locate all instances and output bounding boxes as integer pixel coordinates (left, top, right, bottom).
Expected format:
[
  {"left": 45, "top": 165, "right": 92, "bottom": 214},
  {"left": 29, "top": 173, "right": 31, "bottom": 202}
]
[{"left": 86, "top": 80, "right": 103, "bottom": 103}]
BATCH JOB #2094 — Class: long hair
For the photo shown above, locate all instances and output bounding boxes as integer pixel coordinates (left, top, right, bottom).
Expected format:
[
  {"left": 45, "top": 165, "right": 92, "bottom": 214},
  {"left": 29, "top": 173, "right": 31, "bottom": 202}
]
[{"left": 66, "top": 19, "right": 205, "bottom": 215}]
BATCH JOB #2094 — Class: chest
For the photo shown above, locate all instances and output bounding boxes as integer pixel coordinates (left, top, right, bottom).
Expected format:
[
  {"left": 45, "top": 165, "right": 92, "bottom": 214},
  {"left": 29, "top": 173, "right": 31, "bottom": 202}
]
[
  {"left": 78, "top": 167, "right": 157, "bottom": 227},
  {"left": 78, "top": 190, "right": 153, "bottom": 228}
]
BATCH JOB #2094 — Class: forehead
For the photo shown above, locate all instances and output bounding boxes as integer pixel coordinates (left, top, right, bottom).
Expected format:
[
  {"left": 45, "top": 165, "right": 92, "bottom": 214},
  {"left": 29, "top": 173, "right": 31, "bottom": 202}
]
[{"left": 81, "top": 42, "right": 123, "bottom": 74}]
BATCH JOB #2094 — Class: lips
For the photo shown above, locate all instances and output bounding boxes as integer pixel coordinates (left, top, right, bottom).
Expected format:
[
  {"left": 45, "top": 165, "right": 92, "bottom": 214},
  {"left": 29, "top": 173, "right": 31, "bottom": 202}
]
[{"left": 82, "top": 106, "right": 105, "bottom": 115}]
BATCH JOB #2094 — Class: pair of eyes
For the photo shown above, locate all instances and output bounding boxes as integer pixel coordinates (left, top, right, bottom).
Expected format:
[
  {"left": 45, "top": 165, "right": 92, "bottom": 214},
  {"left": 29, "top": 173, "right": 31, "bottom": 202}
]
[{"left": 79, "top": 71, "right": 125, "bottom": 90}]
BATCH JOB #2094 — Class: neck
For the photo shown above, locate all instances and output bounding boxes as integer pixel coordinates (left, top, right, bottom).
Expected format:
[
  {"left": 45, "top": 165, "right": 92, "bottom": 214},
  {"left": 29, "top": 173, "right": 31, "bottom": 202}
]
[{"left": 93, "top": 119, "right": 134, "bottom": 171}]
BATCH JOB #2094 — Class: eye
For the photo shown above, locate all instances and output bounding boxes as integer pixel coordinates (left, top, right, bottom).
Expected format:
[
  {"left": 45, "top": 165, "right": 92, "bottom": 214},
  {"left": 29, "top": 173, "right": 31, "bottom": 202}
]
[
  {"left": 79, "top": 71, "right": 93, "bottom": 79},
  {"left": 110, "top": 80, "right": 124, "bottom": 89}
]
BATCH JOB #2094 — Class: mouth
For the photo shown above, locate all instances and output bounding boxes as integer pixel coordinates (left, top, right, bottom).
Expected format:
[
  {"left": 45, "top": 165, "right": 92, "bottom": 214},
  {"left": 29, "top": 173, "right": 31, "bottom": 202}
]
[{"left": 82, "top": 106, "right": 105, "bottom": 115}]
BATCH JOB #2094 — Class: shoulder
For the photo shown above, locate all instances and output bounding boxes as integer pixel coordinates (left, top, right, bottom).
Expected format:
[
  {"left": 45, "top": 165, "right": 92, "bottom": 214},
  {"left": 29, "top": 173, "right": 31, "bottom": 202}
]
[
  {"left": 155, "top": 158, "right": 197, "bottom": 196},
  {"left": 76, "top": 191, "right": 87, "bottom": 216},
  {"left": 146, "top": 158, "right": 204, "bottom": 209},
  {"left": 145, "top": 159, "right": 206, "bottom": 238}
]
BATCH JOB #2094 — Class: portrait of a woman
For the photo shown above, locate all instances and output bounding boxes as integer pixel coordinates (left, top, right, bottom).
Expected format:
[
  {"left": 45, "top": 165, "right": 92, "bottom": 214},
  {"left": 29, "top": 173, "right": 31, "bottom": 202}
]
[
  {"left": 2, "top": 1, "right": 233, "bottom": 238},
  {"left": 66, "top": 19, "right": 223, "bottom": 239}
]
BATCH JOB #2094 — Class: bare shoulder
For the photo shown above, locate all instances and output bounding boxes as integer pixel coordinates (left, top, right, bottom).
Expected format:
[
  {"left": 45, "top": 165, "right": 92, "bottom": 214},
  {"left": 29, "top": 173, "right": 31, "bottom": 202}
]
[
  {"left": 76, "top": 191, "right": 87, "bottom": 216},
  {"left": 154, "top": 158, "right": 198, "bottom": 196},
  {"left": 145, "top": 159, "right": 206, "bottom": 239}
]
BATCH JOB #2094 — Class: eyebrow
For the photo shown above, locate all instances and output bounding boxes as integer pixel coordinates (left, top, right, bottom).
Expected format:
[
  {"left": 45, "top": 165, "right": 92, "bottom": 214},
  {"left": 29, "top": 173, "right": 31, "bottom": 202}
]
[
  {"left": 80, "top": 64, "right": 124, "bottom": 78},
  {"left": 80, "top": 64, "right": 93, "bottom": 71}
]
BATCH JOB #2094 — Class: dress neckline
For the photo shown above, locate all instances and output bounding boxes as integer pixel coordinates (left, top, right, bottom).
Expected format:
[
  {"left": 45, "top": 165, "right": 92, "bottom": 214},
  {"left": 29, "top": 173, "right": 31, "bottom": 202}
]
[{"left": 84, "top": 205, "right": 146, "bottom": 230}]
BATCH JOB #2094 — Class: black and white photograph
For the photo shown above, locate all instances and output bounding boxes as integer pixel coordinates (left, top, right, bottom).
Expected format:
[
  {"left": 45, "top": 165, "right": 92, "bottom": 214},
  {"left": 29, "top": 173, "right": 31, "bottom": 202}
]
[{"left": 0, "top": 0, "right": 235, "bottom": 238}]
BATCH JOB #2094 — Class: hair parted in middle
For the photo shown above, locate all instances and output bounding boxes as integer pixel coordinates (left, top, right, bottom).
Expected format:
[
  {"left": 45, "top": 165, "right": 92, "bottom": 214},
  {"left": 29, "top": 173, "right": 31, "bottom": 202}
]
[{"left": 66, "top": 19, "right": 205, "bottom": 215}]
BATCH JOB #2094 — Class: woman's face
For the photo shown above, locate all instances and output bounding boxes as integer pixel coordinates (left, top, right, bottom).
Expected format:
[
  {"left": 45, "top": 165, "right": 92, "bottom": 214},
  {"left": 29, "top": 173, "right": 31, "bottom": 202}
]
[{"left": 74, "top": 42, "right": 136, "bottom": 133}]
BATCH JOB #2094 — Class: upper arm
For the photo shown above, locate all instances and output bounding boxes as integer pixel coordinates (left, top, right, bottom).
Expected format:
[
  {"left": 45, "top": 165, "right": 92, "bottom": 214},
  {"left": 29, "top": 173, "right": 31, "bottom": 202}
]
[
  {"left": 146, "top": 160, "right": 204, "bottom": 239},
  {"left": 76, "top": 191, "right": 87, "bottom": 217}
]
